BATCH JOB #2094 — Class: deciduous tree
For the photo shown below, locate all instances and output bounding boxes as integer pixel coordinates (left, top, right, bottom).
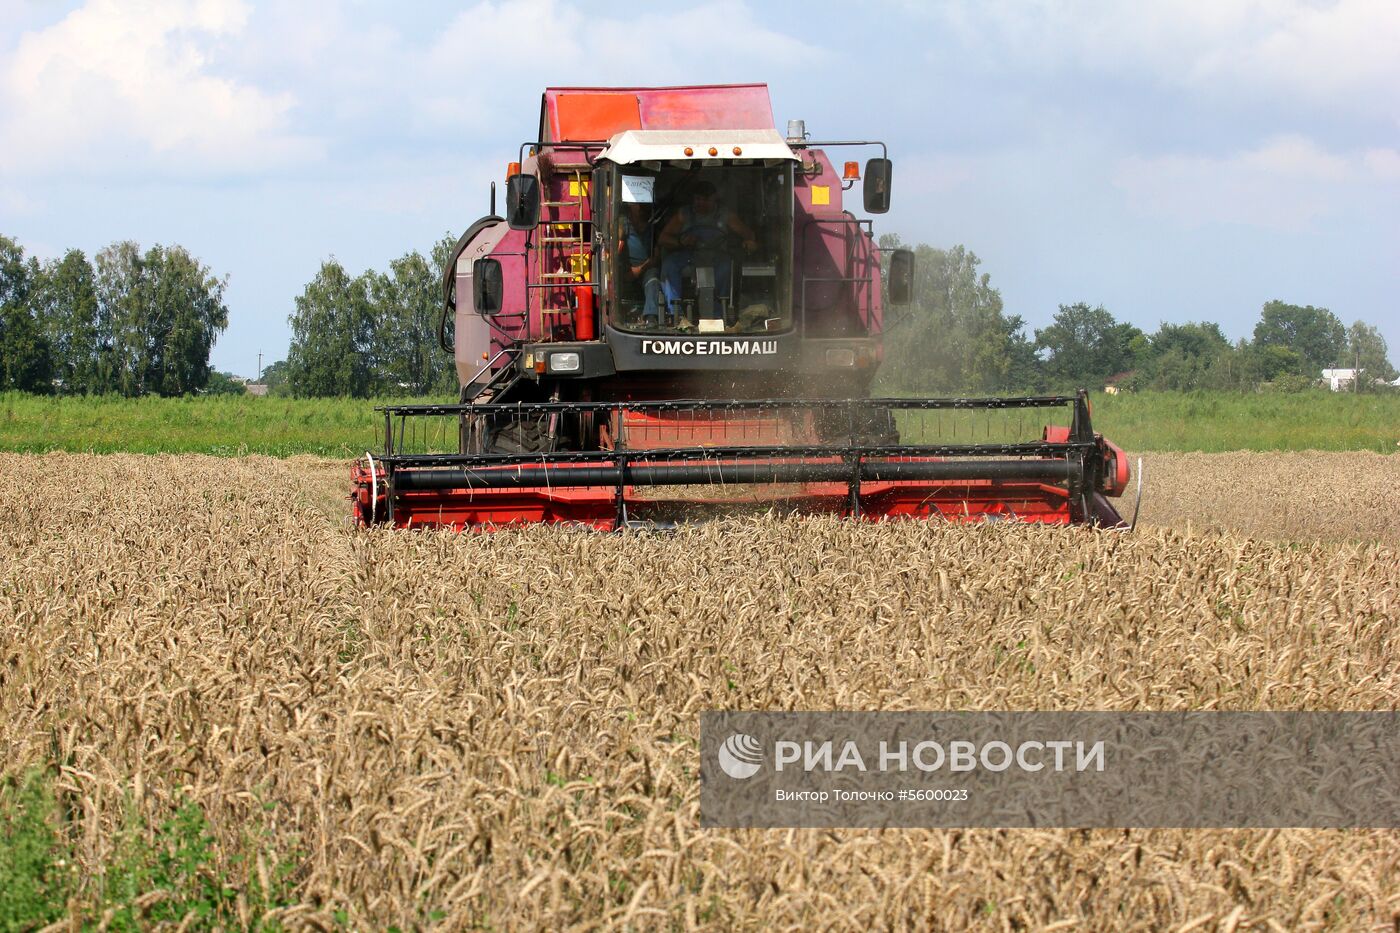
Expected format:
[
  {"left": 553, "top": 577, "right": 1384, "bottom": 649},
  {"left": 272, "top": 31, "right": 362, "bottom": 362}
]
[
  {"left": 367, "top": 246, "right": 456, "bottom": 396},
  {"left": 877, "top": 237, "right": 1037, "bottom": 393},
  {"left": 33, "top": 249, "right": 101, "bottom": 394},
  {"left": 1034, "top": 302, "right": 1144, "bottom": 389},
  {"left": 1252, "top": 300, "right": 1346, "bottom": 374},
  {"left": 286, "top": 260, "right": 378, "bottom": 397},
  {"left": 0, "top": 235, "right": 52, "bottom": 392},
  {"left": 95, "top": 242, "right": 229, "bottom": 396},
  {"left": 1347, "top": 321, "right": 1396, "bottom": 385}
]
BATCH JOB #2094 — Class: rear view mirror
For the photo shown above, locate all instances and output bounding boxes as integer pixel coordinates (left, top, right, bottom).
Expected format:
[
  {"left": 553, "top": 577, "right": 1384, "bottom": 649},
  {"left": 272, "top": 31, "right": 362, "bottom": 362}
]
[
  {"left": 472, "top": 257, "right": 503, "bottom": 315},
  {"left": 888, "top": 248, "right": 915, "bottom": 306},
  {"left": 864, "top": 158, "right": 892, "bottom": 214},
  {"left": 506, "top": 174, "right": 540, "bottom": 230}
]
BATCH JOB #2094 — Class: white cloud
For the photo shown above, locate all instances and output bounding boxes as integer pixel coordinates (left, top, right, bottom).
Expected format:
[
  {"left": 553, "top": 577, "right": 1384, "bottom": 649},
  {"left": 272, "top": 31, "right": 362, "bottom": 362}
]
[
  {"left": 418, "top": 0, "right": 820, "bottom": 128},
  {"left": 1364, "top": 147, "right": 1400, "bottom": 181},
  {"left": 934, "top": 0, "right": 1400, "bottom": 123},
  {"left": 0, "top": 0, "right": 320, "bottom": 176},
  {"left": 1113, "top": 135, "right": 1400, "bottom": 230}
]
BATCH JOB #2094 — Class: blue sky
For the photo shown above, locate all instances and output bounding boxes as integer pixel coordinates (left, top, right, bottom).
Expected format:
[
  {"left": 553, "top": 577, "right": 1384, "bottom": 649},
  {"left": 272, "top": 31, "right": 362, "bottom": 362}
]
[{"left": 3, "top": 0, "right": 1396, "bottom": 378}]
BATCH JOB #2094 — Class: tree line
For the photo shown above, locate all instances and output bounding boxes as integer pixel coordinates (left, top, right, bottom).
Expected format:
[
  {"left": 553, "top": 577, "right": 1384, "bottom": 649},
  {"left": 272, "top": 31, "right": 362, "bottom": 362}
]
[
  {"left": 0, "top": 235, "right": 228, "bottom": 396},
  {"left": 877, "top": 236, "right": 1397, "bottom": 395},
  {"left": 6, "top": 227, "right": 1393, "bottom": 400},
  {"left": 279, "top": 235, "right": 459, "bottom": 398}
]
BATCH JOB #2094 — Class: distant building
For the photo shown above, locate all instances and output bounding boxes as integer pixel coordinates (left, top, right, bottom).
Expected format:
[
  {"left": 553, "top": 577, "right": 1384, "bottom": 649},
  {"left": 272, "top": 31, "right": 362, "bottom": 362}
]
[
  {"left": 245, "top": 383, "right": 269, "bottom": 397},
  {"left": 1320, "top": 368, "right": 1357, "bottom": 391},
  {"left": 1102, "top": 371, "right": 1135, "bottom": 395}
]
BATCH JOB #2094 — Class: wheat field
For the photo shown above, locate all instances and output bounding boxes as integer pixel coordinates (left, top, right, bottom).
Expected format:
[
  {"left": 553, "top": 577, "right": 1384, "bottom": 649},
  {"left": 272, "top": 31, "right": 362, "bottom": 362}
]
[{"left": 2, "top": 451, "right": 1397, "bottom": 930}]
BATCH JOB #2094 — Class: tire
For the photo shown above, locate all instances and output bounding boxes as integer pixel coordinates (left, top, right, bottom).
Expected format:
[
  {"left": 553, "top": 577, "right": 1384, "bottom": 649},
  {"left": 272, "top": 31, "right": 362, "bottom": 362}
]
[
  {"left": 459, "top": 412, "right": 554, "bottom": 455},
  {"left": 814, "top": 407, "right": 900, "bottom": 447},
  {"left": 489, "top": 417, "right": 551, "bottom": 455}
]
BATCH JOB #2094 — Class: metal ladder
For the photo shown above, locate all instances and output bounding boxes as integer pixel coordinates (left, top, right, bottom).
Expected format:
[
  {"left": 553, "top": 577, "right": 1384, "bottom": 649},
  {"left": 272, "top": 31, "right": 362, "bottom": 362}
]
[
  {"left": 530, "top": 160, "right": 594, "bottom": 340},
  {"left": 461, "top": 347, "right": 524, "bottom": 404}
]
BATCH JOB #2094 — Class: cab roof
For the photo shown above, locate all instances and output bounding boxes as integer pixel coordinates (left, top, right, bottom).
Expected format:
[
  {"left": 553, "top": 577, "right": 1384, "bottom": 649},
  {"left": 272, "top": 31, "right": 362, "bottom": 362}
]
[{"left": 598, "top": 129, "right": 796, "bottom": 165}]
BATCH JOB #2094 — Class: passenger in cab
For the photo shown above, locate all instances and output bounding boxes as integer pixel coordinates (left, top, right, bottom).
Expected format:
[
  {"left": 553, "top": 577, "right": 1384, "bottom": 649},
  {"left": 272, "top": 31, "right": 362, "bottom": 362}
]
[{"left": 618, "top": 201, "right": 663, "bottom": 324}]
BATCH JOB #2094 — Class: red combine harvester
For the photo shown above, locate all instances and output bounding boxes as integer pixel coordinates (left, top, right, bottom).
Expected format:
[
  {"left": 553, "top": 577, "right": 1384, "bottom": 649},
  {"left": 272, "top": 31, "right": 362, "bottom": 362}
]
[{"left": 352, "top": 84, "right": 1131, "bottom": 530}]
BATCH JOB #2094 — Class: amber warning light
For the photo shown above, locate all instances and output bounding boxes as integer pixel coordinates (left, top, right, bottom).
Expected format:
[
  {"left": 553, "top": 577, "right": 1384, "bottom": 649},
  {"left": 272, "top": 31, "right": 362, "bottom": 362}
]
[
  {"left": 506, "top": 161, "right": 521, "bottom": 178},
  {"left": 843, "top": 161, "right": 861, "bottom": 180}
]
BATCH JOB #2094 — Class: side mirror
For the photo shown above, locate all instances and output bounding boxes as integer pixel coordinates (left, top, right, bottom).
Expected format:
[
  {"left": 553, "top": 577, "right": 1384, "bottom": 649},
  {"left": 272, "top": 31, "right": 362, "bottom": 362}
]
[
  {"left": 506, "top": 174, "right": 540, "bottom": 230},
  {"left": 863, "top": 158, "right": 892, "bottom": 214},
  {"left": 472, "top": 257, "right": 503, "bottom": 315},
  {"left": 888, "top": 248, "right": 915, "bottom": 306}
]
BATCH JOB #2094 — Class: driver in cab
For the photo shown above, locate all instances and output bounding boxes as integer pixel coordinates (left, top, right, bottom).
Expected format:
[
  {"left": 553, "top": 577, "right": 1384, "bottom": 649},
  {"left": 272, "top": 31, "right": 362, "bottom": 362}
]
[{"left": 658, "top": 180, "right": 758, "bottom": 315}]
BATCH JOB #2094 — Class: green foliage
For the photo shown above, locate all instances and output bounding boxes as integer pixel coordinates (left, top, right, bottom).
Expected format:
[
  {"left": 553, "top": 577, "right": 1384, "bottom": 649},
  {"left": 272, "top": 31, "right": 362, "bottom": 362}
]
[
  {"left": 285, "top": 259, "right": 377, "bottom": 397},
  {"left": 0, "top": 769, "right": 297, "bottom": 930},
  {"left": 0, "top": 235, "right": 53, "bottom": 393},
  {"left": 1138, "top": 321, "right": 1233, "bottom": 391},
  {"left": 203, "top": 371, "right": 248, "bottom": 396},
  {"left": 1244, "top": 343, "right": 1307, "bottom": 385},
  {"left": 94, "top": 242, "right": 230, "bottom": 397},
  {"left": 1347, "top": 320, "right": 1397, "bottom": 384},
  {"left": 285, "top": 232, "right": 459, "bottom": 398},
  {"left": 1253, "top": 300, "right": 1346, "bottom": 373},
  {"left": 1, "top": 235, "right": 228, "bottom": 399},
  {"left": 875, "top": 237, "right": 1037, "bottom": 393},
  {"left": 259, "top": 359, "right": 290, "bottom": 395},
  {"left": 366, "top": 243, "right": 457, "bottom": 395},
  {"left": 34, "top": 248, "right": 102, "bottom": 394},
  {"left": 1034, "top": 302, "right": 1145, "bottom": 390},
  {"left": 869, "top": 234, "right": 1393, "bottom": 397},
  {"left": 0, "top": 770, "right": 72, "bottom": 929}
]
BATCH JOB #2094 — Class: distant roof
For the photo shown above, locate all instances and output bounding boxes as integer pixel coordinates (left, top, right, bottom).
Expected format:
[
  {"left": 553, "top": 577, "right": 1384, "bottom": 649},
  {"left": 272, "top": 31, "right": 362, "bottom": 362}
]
[
  {"left": 1321, "top": 368, "right": 1357, "bottom": 378},
  {"left": 540, "top": 85, "right": 774, "bottom": 143}
]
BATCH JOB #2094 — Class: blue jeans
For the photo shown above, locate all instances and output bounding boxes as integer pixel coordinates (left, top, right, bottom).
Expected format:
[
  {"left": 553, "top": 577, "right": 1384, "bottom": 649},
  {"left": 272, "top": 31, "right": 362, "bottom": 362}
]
[
  {"left": 638, "top": 269, "right": 663, "bottom": 319},
  {"left": 661, "top": 251, "right": 732, "bottom": 314}
]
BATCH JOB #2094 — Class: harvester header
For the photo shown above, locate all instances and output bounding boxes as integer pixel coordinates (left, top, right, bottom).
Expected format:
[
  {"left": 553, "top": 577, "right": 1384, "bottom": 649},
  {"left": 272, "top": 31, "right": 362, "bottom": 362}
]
[{"left": 352, "top": 83, "right": 1132, "bottom": 530}]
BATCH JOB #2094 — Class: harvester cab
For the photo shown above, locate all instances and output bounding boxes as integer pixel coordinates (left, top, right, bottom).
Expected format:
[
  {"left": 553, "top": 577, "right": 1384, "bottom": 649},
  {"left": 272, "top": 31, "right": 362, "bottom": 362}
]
[{"left": 353, "top": 84, "right": 1131, "bottom": 530}]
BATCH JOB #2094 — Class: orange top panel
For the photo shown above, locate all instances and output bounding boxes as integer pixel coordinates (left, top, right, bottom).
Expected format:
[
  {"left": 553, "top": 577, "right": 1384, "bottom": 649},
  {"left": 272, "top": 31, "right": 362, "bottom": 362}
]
[
  {"left": 555, "top": 93, "right": 642, "bottom": 142},
  {"left": 543, "top": 85, "right": 773, "bottom": 142}
]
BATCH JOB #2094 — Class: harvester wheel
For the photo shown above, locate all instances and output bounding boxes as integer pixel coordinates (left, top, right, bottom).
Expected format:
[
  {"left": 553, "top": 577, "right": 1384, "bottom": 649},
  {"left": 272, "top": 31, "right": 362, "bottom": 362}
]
[
  {"left": 489, "top": 418, "right": 551, "bottom": 455},
  {"left": 857, "top": 409, "right": 901, "bottom": 447},
  {"left": 458, "top": 413, "right": 489, "bottom": 454},
  {"left": 814, "top": 407, "right": 900, "bottom": 447},
  {"left": 458, "top": 412, "right": 554, "bottom": 455}
]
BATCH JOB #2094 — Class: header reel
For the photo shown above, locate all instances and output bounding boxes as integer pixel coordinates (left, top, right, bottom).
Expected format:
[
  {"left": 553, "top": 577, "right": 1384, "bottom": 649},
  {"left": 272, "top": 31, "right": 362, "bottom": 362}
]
[{"left": 352, "top": 391, "right": 1130, "bottom": 531}]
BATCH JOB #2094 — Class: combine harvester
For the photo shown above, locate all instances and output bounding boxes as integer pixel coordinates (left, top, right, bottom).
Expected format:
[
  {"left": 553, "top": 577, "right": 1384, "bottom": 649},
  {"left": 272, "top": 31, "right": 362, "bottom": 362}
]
[{"left": 352, "top": 84, "right": 1130, "bottom": 530}]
